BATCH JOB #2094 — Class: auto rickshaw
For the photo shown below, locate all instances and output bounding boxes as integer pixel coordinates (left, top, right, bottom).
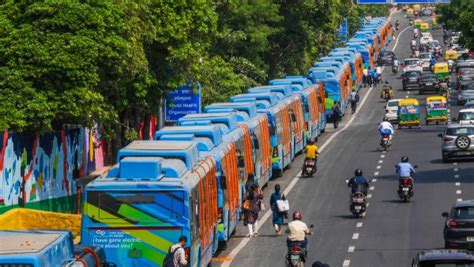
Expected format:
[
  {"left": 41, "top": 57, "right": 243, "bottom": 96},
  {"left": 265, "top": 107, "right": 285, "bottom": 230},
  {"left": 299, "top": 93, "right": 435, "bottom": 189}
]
[
  {"left": 445, "top": 49, "right": 459, "bottom": 61},
  {"left": 420, "top": 23, "right": 430, "bottom": 33},
  {"left": 414, "top": 19, "right": 423, "bottom": 29},
  {"left": 425, "top": 96, "right": 448, "bottom": 125},
  {"left": 398, "top": 99, "right": 421, "bottom": 129},
  {"left": 433, "top": 62, "right": 450, "bottom": 81},
  {"left": 407, "top": 8, "right": 414, "bottom": 18}
]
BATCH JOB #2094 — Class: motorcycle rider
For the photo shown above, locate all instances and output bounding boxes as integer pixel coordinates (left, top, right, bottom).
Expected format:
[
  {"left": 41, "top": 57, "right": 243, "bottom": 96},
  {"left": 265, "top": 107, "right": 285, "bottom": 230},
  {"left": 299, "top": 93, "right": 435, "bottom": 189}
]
[
  {"left": 396, "top": 156, "right": 416, "bottom": 186},
  {"left": 303, "top": 140, "right": 319, "bottom": 172},
  {"left": 395, "top": 20, "right": 400, "bottom": 31},
  {"left": 414, "top": 28, "right": 419, "bottom": 39},
  {"left": 381, "top": 81, "right": 394, "bottom": 100},
  {"left": 287, "top": 211, "right": 312, "bottom": 259},
  {"left": 430, "top": 56, "right": 436, "bottom": 71},
  {"left": 378, "top": 117, "right": 394, "bottom": 144},
  {"left": 347, "top": 169, "right": 370, "bottom": 196}
]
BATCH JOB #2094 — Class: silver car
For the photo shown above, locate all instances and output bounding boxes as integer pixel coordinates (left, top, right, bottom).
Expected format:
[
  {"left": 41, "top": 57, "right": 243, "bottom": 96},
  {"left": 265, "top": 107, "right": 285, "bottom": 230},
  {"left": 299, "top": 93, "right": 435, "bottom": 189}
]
[{"left": 438, "top": 124, "right": 474, "bottom": 162}]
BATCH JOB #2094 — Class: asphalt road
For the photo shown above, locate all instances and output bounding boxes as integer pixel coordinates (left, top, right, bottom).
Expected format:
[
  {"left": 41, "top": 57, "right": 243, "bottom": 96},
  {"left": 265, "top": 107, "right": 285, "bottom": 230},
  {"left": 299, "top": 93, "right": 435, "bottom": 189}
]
[{"left": 212, "top": 11, "right": 474, "bottom": 267}]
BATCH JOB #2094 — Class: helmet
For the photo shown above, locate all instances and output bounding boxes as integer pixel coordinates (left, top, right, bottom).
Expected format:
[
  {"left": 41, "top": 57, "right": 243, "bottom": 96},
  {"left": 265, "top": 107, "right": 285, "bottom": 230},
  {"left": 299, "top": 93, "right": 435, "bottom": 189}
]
[
  {"left": 401, "top": 156, "right": 409, "bottom": 163},
  {"left": 355, "top": 169, "right": 363, "bottom": 176},
  {"left": 292, "top": 211, "right": 302, "bottom": 220},
  {"left": 385, "top": 81, "right": 389, "bottom": 85}
]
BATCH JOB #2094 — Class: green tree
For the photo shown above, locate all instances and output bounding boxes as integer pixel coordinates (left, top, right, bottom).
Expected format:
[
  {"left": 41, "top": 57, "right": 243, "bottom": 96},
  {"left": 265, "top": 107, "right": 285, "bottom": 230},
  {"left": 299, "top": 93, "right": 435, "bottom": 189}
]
[{"left": 437, "top": 0, "right": 474, "bottom": 50}]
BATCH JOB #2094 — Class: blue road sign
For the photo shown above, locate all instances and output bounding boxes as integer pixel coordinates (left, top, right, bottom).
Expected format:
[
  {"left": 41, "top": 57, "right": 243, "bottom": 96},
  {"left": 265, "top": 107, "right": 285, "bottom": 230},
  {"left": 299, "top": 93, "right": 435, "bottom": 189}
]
[{"left": 164, "top": 84, "right": 201, "bottom": 122}]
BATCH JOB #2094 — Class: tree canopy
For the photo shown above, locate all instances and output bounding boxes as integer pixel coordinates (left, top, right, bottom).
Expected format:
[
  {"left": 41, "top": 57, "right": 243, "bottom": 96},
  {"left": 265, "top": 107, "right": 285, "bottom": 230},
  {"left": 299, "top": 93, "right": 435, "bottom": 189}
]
[
  {"left": 0, "top": 0, "right": 389, "bottom": 159},
  {"left": 437, "top": 0, "right": 474, "bottom": 50}
]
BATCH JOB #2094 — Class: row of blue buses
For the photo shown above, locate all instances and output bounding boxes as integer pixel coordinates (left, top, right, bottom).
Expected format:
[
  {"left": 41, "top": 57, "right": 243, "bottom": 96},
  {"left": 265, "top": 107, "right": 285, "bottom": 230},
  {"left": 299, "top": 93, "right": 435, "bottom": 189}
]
[{"left": 78, "top": 17, "right": 392, "bottom": 267}]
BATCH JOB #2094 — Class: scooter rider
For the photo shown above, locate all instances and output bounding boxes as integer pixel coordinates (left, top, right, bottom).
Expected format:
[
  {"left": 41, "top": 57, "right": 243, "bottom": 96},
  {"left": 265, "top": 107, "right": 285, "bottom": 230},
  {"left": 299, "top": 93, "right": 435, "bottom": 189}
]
[
  {"left": 396, "top": 156, "right": 416, "bottom": 185},
  {"left": 378, "top": 117, "right": 394, "bottom": 143},
  {"left": 303, "top": 140, "right": 319, "bottom": 171},
  {"left": 287, "top": 211, "right": 312, "bottom": 259},
  {"left": 347, "top": 169, "right": 370, "bottom": 196},
  {"left": 381, "top": 81, "right": 394, "bottom": 100},
  {"left": 411, "top": 38, "right": 417, "bottom": 50}
]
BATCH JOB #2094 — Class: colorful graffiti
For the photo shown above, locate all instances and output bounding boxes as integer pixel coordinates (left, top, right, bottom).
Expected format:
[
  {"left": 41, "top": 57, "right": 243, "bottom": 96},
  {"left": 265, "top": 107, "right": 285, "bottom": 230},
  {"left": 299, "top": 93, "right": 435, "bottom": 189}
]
[{"left": 0, "top": 127, "right": 104, "bottom": 213}]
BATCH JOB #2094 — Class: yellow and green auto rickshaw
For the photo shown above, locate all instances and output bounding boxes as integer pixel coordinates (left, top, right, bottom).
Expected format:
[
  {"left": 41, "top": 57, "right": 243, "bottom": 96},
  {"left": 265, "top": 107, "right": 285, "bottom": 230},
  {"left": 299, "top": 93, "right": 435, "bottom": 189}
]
[
  {"left": 414, "top": 19, "right": 423, "bottom": 29},
  {"left": 407, "top": 8, "right": 414, "bottom": 18},
  {"left": 420, "top": 22, "right": 430, "bottom": 32},
  {"left": 433, "top": 62, "right": 450, "bottom": 81},
  {"left": 445, "top": 50, "right": 459, "bottom": 61},
  {"left": 425, "top": 96, "right": 448, "bottom": 125},
  {"left": 398, "top": 99, "right": 421, "bottom": 129}
]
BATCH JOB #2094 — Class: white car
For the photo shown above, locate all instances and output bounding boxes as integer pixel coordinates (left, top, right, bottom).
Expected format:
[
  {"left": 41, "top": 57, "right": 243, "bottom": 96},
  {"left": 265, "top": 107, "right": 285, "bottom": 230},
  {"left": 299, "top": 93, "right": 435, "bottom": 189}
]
[
  {"left": 419, "top": 53, "right": 432, "bottom": 70},
  {"left": 420, "top": 36, "right": 433, "bottom": 46},
  {"left": 422, "top": 32, "right": 432, "bottom": 39},
  {"left": 385, "top": 99, "right": 401, "bottom": 123},
  {"left": 403, "top": 58, "right": 422, "bottom": 73},
  {"left": 457, "top": 109, "right": 474, "bottom": 124}
]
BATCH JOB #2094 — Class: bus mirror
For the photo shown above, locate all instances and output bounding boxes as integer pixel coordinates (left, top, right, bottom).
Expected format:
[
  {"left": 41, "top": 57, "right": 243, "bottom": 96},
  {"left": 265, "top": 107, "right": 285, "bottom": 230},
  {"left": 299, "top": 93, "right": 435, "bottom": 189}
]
[
  {"left": 238, "top": 156, "right": 245, "bottom": 168},
  {"left": 253, "top": 138, "right": 260, "bottom": 149},
  {"left": 290, "top": 113, "right": 297, "bottom": 122},
  {"left": 220, "top": 176, "right": 227, "bottom": 189}
]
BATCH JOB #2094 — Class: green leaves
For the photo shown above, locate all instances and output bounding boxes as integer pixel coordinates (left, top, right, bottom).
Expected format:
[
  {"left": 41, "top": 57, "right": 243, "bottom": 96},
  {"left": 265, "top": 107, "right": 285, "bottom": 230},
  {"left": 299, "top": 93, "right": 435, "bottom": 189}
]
[{"left": 437, "top": 0, "right": 474, "bottom": 50}]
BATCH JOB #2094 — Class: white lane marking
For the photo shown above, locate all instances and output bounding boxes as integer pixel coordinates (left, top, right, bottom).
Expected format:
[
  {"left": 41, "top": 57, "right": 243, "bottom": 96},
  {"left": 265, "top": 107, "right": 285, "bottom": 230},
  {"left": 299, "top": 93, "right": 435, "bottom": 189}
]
[
  {"left": 352, "top": 233, "right": 359, "bottom": 240},
  {"left": 454, "top": 168, "right": 459, "bottom": 172},
  {"left": 376, "top": 165, "right": 381, "bottom": 169},
  {"left": 458, "top": 198, "right": 463, "bottom": 202},
  {"left": 366, "top": 202, "right": 370, "bottom": 207},
  {"left": 453, "top": 162, "right": 458, "bottom": 166},
  {"left": 380, "top": 154, "right": 385, "bottom": 158},
  {"left": 222, "top": 12, "right": 403, "bottom": 265},
  {"left": 374, "top": 172, "right": 380, "bottom": 176},
  {"left": 455, "top": 174, "right": 460, "bottom": 179},
  {"left": 356, "top": 222, "right": 363, "bottom": 228},
  {"left": 370, "top": 186, "right": 375, "bottom": 191},
  {"left": 367, "top": 194, "right": 373, "bottom": 199},
  {"left": 405, "top": 95, "right": 409, "bottom": 98},
  {"left": 378, "top": 160, "right": 383, "bottom": 164},
  {"left": 343, "top": 259, "right": 351, "bottom": 267},
  {"left": 348, "top": 246, "right": 355, "bottom": 252},
  {"left": 456, "top": 190, "right": 462, "bottom": 194},
  {"left": 372, "top": 178, "right": 377, "bottom": 182},
  {"left": 455, "top": 182, "right": 461, "bottom": 186}
]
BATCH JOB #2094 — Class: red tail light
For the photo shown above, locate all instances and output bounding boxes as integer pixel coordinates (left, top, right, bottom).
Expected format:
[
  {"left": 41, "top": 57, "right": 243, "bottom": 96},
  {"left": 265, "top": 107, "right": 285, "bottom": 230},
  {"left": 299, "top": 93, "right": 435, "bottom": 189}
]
[
  {"left": 447, "top": 219, "right": 458, "bottom": 228},
  {"left": 402, "top": 178, "right": 410, "bottom": 185},
  {"left": 383, "top": 134, "right": 389, "bottom": 138},
  {"left": 386, "top": 109, "right": 389, "bottom": 113},
  {"left": 291, "top": 246, "right": 302, "bottom": 253}
]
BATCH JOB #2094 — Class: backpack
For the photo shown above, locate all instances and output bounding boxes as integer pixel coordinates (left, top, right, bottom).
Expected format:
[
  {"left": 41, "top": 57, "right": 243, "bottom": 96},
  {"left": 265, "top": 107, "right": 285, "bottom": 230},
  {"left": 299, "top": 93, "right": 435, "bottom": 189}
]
[
  {"left": 355, "top": 94, "right": 360, "bottom": 102},
  {"left": 163, "top": 246, "right": 178, "bottom": 267}
]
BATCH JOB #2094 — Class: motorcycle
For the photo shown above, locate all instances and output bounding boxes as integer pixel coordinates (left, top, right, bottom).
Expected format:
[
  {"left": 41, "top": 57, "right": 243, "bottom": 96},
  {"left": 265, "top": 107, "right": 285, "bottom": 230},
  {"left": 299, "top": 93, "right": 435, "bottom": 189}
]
[
  {"left": 286, "top": 225, "right": 314, "bottom": 267},
  {"left": 350, "top": 191, "right": 367, "bottom": 218},
  {"left": 396, "top": 165, "right": 418, "bottom": 202},
  {"left": 380, "top": 134, "right": 391, "bottom": 151},
  {"left": 302, "top": 158, "right": 317, "bottom": 177},
  {"left": 392, "top": 64, "right": 399, "bottom": 74}
]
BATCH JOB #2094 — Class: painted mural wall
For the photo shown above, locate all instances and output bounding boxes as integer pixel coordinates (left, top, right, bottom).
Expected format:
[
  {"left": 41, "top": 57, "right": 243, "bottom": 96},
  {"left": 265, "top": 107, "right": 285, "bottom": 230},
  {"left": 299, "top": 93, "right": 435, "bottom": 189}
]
[{"left": 0, "top": 127, "right": 104, "bottom": 213}]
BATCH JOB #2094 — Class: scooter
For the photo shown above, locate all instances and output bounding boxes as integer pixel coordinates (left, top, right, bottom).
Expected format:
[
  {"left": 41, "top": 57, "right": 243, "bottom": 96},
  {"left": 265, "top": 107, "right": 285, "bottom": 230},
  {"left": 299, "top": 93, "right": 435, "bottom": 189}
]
[
  {"left": 286, "top": 225, "right": 314, "bottom": 267},
  {"left": 350, "top": 191, "right": 367, "bottom": 218},
  {"left": 396, "top": 165, "right": 418, "bottom": 202},
  {"left": 380, "top": 134, "right": 391, "bottom": 151},
  {"left": 302, "top": 158, "right": 317, "bottom": 177}
]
